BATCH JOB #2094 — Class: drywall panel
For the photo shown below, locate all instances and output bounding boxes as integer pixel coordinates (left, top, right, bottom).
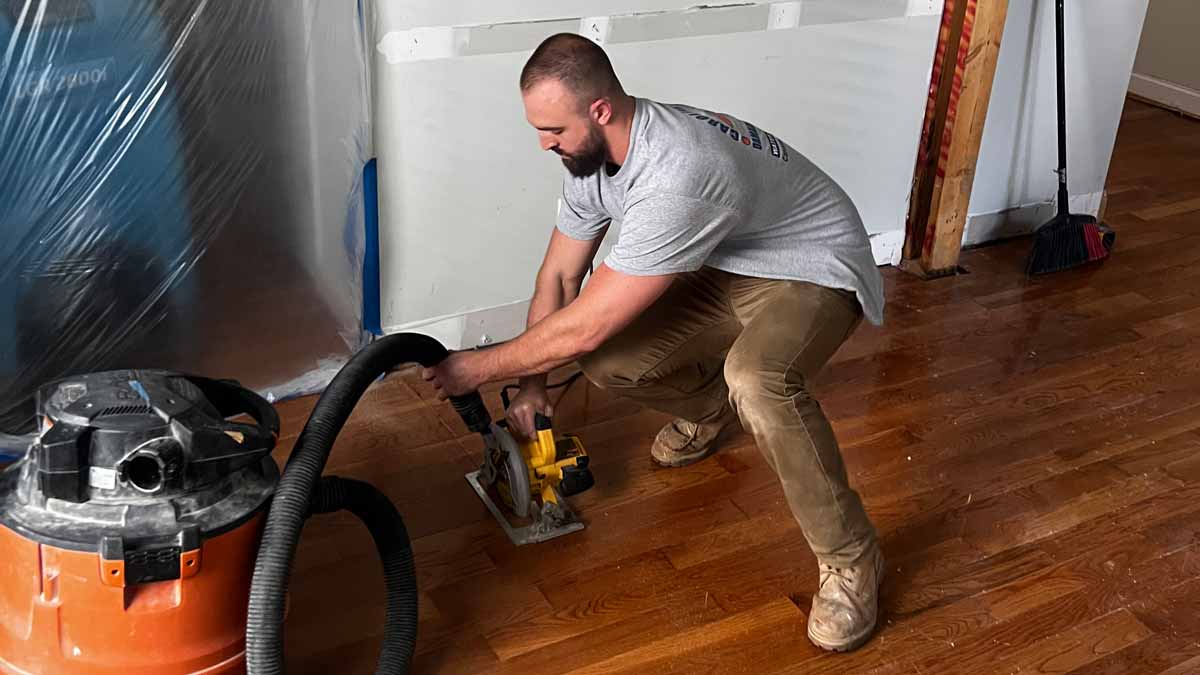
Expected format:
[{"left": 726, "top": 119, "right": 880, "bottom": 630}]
[
  {"left": 964, "top": 0, "right": 1149, "bottom": 244},
  {"left": 375, "top": 2, "right": 942, "bottom": 345}
]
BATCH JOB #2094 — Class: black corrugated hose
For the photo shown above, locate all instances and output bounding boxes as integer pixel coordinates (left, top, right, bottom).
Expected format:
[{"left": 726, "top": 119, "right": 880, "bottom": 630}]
[
  {"left": 308, "top": 476, "right": 415, "bottom": 672},
  {"left": 245, "top": 333, "right": 492, "bottom": 675}
]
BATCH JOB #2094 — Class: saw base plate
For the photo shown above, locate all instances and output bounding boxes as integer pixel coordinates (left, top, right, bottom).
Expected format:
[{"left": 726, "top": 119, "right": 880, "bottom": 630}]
[{"left": 466, "top": 469, "right": 585, "bottom": 546}]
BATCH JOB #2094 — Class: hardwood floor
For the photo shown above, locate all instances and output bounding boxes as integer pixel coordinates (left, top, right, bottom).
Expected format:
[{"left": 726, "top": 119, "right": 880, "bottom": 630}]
[{"left": 278, "top": 98, "right": 1200, "bottom": 674}]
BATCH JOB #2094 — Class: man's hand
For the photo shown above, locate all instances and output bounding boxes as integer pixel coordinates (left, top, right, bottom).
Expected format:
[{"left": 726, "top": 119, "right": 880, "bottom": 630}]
[
  {"left": 422, "top": 351, "right": 486, "bottom": 400},
  {"left": 507, "top": 385, "right": 553, "bottom": 439}
]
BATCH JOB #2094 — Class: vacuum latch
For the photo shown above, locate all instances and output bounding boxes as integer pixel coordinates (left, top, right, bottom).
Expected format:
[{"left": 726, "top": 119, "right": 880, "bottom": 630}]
[{"left": 99, "top": 527, "right": 202, "bottom": 587}]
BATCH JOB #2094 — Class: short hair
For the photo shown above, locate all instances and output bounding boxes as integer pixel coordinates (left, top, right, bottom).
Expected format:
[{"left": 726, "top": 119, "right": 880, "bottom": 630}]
[{"left": 520, "top": 33, "right": 624, "bottom": 106}]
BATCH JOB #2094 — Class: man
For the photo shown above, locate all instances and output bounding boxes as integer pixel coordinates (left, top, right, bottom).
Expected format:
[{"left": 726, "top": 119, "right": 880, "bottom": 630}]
[{"left": 424, "top": 33, "right": 886, "bottom": 652}]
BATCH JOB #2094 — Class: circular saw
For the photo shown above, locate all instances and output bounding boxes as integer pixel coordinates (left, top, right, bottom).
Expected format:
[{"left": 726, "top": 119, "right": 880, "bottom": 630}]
[{"left": 466, "top": 411, "right": 594, "bottom": 546}]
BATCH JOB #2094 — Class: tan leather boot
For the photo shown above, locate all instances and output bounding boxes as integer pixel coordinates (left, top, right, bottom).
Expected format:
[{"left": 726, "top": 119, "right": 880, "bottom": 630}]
[
  {"left": 650, "top": 407, "right": 738, "bottom": 468},
  {"left": 807, "top": 544, "right": 885, "bottom": 652}
]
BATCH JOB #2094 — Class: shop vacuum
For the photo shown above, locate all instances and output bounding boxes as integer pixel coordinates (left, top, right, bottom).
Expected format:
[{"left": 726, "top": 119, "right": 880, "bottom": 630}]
[{"left": 0, "top": 333, "right": 493, "bottom": 674}]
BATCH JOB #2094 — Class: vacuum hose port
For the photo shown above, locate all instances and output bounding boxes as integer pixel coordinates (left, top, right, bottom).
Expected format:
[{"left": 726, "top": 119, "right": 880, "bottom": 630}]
[{"left": 122, "top": 453, "right": 165, "bottom": 494}]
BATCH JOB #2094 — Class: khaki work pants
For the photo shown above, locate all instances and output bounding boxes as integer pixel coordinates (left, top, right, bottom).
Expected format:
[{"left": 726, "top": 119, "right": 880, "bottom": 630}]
[{"left": 579, "top": 266, "right": 877, "bottom": 567}]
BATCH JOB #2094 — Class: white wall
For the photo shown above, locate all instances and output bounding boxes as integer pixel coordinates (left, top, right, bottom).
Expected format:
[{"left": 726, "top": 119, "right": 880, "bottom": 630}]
[
  {"left": 1130, "top": 0, "right": 1200, "bottom": 118},
  {"left": 374, "top": 1, "right": 944, "bottom": 348},
  {"left": 963, "top": 0, "right": 1149, "bottom": 246}
]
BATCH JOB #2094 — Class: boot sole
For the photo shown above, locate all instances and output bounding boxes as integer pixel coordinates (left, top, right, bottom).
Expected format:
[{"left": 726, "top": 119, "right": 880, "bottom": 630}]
[
  {"left": 650, "top": 423, "right": 737, "bottom": 468},
  {"left": 807, "top": 624, "right": 876, "bottom": 653},
  {"left": 806, "top": 557, "right": 885, "bottom": 653},
  {"left": 651, "top": 444, "right": 719, "bottom": 468}
]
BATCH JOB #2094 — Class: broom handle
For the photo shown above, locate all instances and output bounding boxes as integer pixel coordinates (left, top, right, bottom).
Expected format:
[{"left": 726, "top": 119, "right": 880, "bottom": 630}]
[{"left": 1055, "top": 0, "right": 1069, "bottom": 218}]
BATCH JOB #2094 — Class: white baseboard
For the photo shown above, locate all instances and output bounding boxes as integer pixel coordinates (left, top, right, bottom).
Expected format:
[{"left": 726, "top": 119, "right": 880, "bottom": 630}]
[
  {"left": 1129, "top": 73, "right": 1200, "bottom": 119},
  {"left": 963, "top": 191, "right": 1104, "bottom": 248}
]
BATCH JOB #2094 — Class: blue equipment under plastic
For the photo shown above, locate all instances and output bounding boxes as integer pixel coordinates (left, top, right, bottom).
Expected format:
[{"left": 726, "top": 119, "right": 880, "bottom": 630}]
[{"left": 0, "top": 0, "right": 194, "bottom": 429}]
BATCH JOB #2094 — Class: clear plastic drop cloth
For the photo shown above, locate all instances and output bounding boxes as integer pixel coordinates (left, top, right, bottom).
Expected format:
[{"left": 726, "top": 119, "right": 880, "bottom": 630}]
[{"left": 0, "top": 0, "right": 372, "bottom": 438}]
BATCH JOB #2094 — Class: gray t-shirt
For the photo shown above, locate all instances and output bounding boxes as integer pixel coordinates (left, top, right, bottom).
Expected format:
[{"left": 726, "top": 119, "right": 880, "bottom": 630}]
[{"left": 556, "top": 97, "right": 885, "bottom": 326}]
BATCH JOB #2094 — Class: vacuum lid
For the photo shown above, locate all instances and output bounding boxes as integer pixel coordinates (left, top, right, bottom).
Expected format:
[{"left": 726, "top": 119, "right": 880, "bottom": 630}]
[
  {"left": 34, "top": 370, "right": 278, "bottom": 501},
  {"left": 0, "top": 369, "right": 280, "bottom": 552}
]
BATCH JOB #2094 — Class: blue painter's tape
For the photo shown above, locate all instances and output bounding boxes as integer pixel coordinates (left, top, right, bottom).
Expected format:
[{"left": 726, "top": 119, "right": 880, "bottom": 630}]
[
  {"left": 0, "top": 433, "right": 33, "bottom": 462},
  {"left": 362, "top": 158, "right": 382, "bottom": 336},
  {"left": 129, "top": 380, "right": 151, "bottom": 404}
]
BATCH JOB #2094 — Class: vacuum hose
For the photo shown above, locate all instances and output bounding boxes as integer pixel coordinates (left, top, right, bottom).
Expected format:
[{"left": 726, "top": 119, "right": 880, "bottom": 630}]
[
  {"left": 308, "top": 476, "right": 416, "bottom": 672},
  {"left": 245, "top": 333, "right": 492, "bottom": 675}
]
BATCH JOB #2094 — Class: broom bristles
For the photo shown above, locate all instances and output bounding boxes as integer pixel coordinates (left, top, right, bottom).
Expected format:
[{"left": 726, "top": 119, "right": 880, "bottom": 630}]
[{"left": 1026, "top": 213, "right": 1114, "bottom": 276}]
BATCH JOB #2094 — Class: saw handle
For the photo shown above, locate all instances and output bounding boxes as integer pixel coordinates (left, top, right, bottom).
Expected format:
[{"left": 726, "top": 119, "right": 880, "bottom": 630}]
[{"left": 534, "top": 412, "right": 553, "bottom": 431}]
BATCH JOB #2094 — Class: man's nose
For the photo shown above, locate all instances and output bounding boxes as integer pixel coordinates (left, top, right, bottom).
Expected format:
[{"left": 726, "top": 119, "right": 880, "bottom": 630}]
[{"left": 539, "top": 134, "right": 558, "bottom": 152}]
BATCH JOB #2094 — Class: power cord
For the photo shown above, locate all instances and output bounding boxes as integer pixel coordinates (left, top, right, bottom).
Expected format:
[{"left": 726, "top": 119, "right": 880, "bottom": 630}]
[{"left": 500, "top": 371, "right": 585, "bottom": 412}]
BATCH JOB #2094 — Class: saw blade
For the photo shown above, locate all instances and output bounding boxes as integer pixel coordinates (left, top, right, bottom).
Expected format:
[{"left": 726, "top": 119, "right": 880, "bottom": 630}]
[{"left": 494, "top": 426, "right": 532, "bottom": 519}]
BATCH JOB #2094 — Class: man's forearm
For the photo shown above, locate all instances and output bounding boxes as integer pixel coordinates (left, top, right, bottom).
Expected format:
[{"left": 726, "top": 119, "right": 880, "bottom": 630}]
[
  {"left": 480, "top": 301, "right": 595, "bottom": 382},
  {"left": 517, "top": 272, "right": 585, "bottom": 390},
  {"left": 431, "top": 263, "right": 674, "bottom": 398}
]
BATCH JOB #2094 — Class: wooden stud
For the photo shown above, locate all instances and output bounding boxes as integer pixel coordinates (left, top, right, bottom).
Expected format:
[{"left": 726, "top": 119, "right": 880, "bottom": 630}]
[
  {"left": 904, "top": 0, "right": 971, "bottom": 262},
  {"left": 904, "top": 0, "right": 1010, "bottom": 278},
  {"left": 922, "top": 0, "right": 1010, "bottom": 275}
]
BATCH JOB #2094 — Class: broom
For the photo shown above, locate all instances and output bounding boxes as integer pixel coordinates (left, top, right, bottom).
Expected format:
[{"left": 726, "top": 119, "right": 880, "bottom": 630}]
[{"left": 1026, "top": 0, "right": 1115, "bottom": 276}]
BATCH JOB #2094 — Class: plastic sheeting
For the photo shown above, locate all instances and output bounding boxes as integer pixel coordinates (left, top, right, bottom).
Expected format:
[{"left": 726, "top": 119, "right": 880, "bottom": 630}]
[{"left": 0, "top": 0, "right": 371, "bottom": 436}]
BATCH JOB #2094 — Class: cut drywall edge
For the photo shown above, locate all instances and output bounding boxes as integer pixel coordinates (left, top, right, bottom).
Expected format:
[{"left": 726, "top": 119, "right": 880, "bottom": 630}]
[
  {"left": 377, "top": 0, "right": 942, "bottom": 63},
  {"left": 1129, "top": 73, "right": 1200, "bottom": 119},
  {"left": 383, "top": 299, "right": 532, "bottom": 350},
  {"left": 963, "top": 191, "right": 1103, "bottom": 248},
  {"left": 383, "top": 239, "right": 904, "bottom": 347}
]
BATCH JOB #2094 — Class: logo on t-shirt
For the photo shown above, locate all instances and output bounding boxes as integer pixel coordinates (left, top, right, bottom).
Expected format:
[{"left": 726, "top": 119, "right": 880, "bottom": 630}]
[{"left": 672, "top": 105, "right": 789, "bottom": 162}]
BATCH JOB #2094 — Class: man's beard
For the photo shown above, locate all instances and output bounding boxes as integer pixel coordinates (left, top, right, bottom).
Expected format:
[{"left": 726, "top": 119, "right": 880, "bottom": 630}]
[{"left": 556, "top": 125, "right": 608, "bottom": 178}]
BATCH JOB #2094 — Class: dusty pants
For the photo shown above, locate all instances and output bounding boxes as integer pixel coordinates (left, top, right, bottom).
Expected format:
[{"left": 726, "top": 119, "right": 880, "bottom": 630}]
[{"left": 578, "top": 266, "right": 877, "bottom": 567}]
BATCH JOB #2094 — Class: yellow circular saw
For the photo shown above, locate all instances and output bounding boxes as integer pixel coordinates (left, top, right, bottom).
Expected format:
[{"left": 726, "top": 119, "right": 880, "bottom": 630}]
[{"left": 466, "top": 411, "right": 594, "bottom": 546}]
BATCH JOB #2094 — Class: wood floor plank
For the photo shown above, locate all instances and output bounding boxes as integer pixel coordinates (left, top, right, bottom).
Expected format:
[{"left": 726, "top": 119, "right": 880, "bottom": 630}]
[
  {"left": 1155, "top": 654, "right": 1200, "bottom": 675},
  {"left": 875, "top": 591, "right": 1136, "bottom": 675},
  {"left": 484, "top": 587, "right": 709, "bottom": 662},
  {"left": 985, "top": 535, "right": 1158, "bottom": 623},
  {"left": 295, "top": 629, "right": 502, "bottom": 675},
  {"left": 855, "top": 381, "right": 1200, "bottom": 516},
  {"left": 488, "top": 596, "right": 727, "bottom": 675},
  {"left": 427, "top": 567, "right": 556, "bottom": 637},
  {"left": 560, "top": 598, "right": 809, "bottom": 675},
  {"left": 487, "top": 481, "right": 753, "bottom": 587},
  {"left": 987, "top": 609, "right": 1152, "bottom": 675},
  {"left": 663, "top": 509, "right": 801, "bottom": 570},
  {"left": 1060, "top": 631, "right": 1200, "bottom": 675},
  {"left": 1134, "top": 195, "right": 1200, "bottom": 221},
  {"left": 865, "top": 497, "right": 1190, "bottom": 673},
  {"left": 964, "top": 468, "right": 1182, "bottom": 555},
  {"left": 887, "top": 545, "right": 1055, "bottom": 616}
]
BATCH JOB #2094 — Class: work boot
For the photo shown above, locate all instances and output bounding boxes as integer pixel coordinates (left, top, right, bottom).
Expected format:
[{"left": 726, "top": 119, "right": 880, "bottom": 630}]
[
  {"left": 650, "top": 406, "right": 738, "bottom": 467},
  {"left": 807, "top": 544, "right": 885, "bottom": 652}
]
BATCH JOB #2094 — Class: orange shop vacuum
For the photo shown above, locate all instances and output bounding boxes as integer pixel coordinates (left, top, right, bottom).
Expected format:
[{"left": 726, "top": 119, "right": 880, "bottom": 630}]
[{"left": 0, "top": 333, "right": 492, "bottom": 674}]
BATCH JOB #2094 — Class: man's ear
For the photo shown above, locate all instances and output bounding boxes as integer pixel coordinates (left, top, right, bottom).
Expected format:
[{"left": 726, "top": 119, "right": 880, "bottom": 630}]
[{"left": 590, "top": 98, "right": 613, "bottom": 126}]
